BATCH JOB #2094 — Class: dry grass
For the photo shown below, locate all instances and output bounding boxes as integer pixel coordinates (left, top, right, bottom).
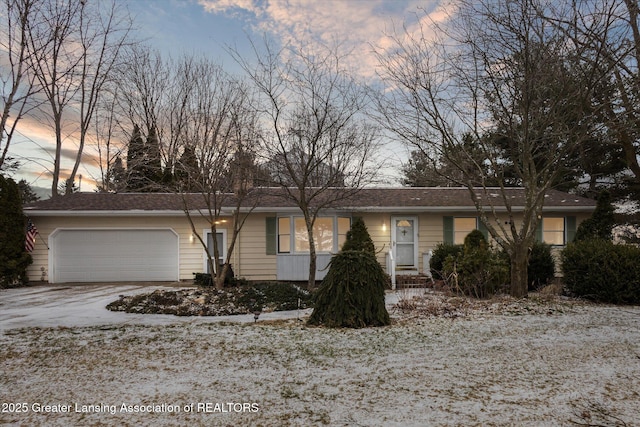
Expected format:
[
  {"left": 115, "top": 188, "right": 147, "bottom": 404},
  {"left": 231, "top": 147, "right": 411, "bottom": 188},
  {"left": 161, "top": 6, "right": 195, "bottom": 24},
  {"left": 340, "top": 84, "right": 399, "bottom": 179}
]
[
  {"left": 392, "top": 288, "right": 588, "bottom": 321},
  {"left": 2, "top": 290, "right": 639, "bottom": 426}
]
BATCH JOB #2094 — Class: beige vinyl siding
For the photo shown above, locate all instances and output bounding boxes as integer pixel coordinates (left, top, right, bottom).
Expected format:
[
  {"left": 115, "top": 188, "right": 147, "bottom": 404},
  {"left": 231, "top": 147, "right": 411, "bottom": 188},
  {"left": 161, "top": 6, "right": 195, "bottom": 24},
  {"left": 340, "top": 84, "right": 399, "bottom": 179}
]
[
  {"left": 24, "top": 216, "right": 56, "bottom": 283},
  {"left": 357, "top": 213, "right": 386, "bottom": 267},
  {"left": 236, "top": 213, "right": 277, "bottom": 281},
  {"left": 181, "top": 213, "right": 277, "bottom": 281},
  {"left": 417, "top": 215, "right": 443, "bottom": 271},
  {"left": 440, "top": 213, "right": 592, "bottom": 246},
  {"left": 361, "top": 213, "right": 460, "bottom": 274},
  {"left": 25, "top": 214, "right": 278, "bottom": 283},
  {"left": 360, "top": 211, "right": 591, "bottom": 276},
  {"left": 25, "top": 210, "right": 591, "bottom": 284},
  {"left": 181, "top": 216, "right": 215, "bottom": 279}
]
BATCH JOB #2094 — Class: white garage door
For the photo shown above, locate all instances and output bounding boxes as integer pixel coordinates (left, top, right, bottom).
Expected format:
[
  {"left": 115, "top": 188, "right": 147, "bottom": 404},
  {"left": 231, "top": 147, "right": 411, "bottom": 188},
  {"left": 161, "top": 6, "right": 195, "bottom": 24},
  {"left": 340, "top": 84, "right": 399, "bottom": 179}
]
[{"left": 52, "top": 229, "right": 179, "bottom": 283}]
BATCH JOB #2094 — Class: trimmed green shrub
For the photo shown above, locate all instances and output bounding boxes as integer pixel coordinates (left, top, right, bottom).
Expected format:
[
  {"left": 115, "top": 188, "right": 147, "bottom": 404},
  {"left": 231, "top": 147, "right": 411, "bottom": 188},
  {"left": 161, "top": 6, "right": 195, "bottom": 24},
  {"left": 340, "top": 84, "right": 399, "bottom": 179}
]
[
  {"left": 527, "top": 242, "right": 555, "bottom": 290},
  {"left": 193, "top": 272, "right": 213, "bottom": 286},
  {"left": 341, "top": 217, "right": 375, "bottom": 254},
  {"left": 562, "top": 240, "right": 640, "bottom": 304},
  {"left": 308, "top": 250, "right": 390, "bottom": 328},
  {"left": 193, "top": 264, "right": 246, "bottom": 287},
  {"left": 464, "top": 229, "right": 487, "bottom": 250},
  {"left": 444, "top": 244, "right": 509, "bottom": 299},
  {"left": 238, "top": 282, "right": 313, "bottom": 312},
  {"left": 430, "top": 242, "right": 463, "bottom": 280}
]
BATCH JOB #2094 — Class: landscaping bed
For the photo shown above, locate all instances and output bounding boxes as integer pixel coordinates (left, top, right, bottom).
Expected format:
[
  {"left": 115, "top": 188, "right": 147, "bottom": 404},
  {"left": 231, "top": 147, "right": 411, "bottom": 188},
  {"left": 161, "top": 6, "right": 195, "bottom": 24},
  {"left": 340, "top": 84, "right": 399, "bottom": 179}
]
[{"left": 106, "top": 282, "right": 313, "bottom": 316}]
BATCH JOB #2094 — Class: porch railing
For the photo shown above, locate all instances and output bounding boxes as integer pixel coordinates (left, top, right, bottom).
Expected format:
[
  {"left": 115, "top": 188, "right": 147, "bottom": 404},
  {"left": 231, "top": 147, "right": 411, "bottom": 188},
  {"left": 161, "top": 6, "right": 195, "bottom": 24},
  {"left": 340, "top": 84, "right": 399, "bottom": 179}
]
[{"left": 387, "top": 250, "right": 396, "bottom": 290}]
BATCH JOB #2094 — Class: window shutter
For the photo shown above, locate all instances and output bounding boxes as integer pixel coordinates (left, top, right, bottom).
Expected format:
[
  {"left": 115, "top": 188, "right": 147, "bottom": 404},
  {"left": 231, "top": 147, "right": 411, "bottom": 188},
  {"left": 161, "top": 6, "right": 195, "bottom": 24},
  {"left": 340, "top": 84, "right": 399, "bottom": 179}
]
[
  {"left": 443, "top": 216, "right": 454, "bottom": 244},
  {"left": 535, "top": 219, "right": 543, "bottom": 243},
  {"left": 566, "top": 216, "right": 576, "bottom": 243},
  {"left": 266, "top": 217, "right": 277, "bottom": 255},
  {"left": 477, "top": 218, "right": 489, "bottom": 240}
]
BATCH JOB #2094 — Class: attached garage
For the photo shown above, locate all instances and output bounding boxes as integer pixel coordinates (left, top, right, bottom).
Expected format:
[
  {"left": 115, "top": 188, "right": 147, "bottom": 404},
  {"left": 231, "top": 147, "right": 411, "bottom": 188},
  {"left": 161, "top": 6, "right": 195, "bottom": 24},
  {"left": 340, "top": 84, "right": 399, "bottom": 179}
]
[{"left": 50, "top": 229, "right": 179, "bottom": 283}]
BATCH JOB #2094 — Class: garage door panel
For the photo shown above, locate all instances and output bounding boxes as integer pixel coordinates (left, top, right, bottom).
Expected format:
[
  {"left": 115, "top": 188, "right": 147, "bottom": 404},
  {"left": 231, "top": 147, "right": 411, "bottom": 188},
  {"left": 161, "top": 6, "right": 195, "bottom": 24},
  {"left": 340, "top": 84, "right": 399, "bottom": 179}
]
[{"left": 53, "top": 229, "right": 179, "bottom": 283}]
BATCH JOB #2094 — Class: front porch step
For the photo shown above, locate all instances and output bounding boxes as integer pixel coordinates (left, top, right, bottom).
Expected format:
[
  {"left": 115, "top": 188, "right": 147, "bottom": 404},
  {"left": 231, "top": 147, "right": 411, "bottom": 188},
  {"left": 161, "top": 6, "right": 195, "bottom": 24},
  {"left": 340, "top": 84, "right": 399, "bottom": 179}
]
[{"left": 395, "top": 274, "right": 432, "bottom": 289}]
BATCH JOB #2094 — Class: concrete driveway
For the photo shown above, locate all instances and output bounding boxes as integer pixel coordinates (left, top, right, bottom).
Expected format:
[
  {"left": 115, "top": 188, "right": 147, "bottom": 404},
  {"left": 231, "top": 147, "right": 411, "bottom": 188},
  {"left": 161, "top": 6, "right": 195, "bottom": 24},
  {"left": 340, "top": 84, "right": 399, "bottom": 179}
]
[
  {"left": 0, "top": 283, "right": 315, "bottom": 331},
  {"left": 0, "top": 283, "right": 415, "bottom": 331}
]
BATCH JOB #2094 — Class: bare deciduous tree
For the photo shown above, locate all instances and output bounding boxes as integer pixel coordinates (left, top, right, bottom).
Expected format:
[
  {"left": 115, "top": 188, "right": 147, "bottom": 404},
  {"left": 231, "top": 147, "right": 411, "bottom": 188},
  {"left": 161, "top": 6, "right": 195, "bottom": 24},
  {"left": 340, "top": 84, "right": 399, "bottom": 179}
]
[
  {"left": 0, "top": 0, "right": 41, "bottom": 171},
  {"left": 233, "top": 39, "right": 381, "bottom": 286},
  {"left": 92, "top": 89, "right": 124, "bottom": 192},
  {"left": 26, "top": 0, "right": 133, "bottom": 197},
  {"left": 173, "top": 59, "right": 260, "bottom": 289},
  {"left": 549, "top": 0, "right": 640, "bottom": 198},
  {"left": 115, "top": 46, "right": 173, "bottom": 176},
  {"left": 115, "top": 48, "right": 215, "bottom": 189},
  {"left": 376, "top": 0, "right": 605, "bottom": 297}
]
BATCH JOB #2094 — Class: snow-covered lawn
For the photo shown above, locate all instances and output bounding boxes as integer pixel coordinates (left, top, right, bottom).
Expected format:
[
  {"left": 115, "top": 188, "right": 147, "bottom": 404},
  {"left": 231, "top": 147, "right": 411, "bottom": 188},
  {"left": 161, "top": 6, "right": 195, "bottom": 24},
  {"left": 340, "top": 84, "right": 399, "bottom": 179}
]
[{"left": 2, "top": 291, "right": 640, "bottom": 426}]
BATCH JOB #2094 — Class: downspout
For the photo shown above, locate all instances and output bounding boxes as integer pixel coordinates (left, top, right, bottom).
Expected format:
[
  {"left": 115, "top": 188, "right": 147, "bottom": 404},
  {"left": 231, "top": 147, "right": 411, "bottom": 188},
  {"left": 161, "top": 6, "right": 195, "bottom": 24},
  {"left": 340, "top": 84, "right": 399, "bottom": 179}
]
[{"left": 235, "top": 216, "right": 240, "bottom": 278}]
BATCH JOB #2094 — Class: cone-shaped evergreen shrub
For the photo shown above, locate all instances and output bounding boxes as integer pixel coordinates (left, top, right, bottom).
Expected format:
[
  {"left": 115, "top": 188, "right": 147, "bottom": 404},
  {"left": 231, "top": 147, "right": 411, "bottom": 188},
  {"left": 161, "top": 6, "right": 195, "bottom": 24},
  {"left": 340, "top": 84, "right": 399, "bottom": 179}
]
[
  {"left": 574, "top": 191, "right": 616, "bottom": 242},
  {"left": 308, "top": 250, "right": 390, "bottom": 328},
  {"left": 341, "top": 217, "right": 375, "bottom": 254},
  {"left": 0, "top": 175, "right": 32, "bottom": 287}
]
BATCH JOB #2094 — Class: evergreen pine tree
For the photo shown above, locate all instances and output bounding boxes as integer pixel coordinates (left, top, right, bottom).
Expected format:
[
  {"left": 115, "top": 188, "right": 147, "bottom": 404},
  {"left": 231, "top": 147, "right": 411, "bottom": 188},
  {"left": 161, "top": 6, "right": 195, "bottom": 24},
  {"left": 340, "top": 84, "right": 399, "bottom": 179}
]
[
  {"left": 175, "top": 145, "right": 200, "bottom": 191},
  {"left": 111, "top": 155, "right": 126, "bottom": 192},
  {"left": 308, "top": 217, "right": 390, "bottom": 328},
  {"left": 126, "top": 124, "right": 146, "bottom": 191},
  {"left": 463, "top": 229, "right": 487, "bottom": 251},
  {"left": 341, "top": 217, "right": 375, "bottom": 254},
  {"left": 17, "top": 179, "right": 40, "bottom": 203},
  {"left": 307, "top": 251, "right": 391, "bottom": 328},
  {"left": 144, "top": 125, "right": 163, "bottom": 189},
  {"left": 0, "top": 175, "right": 32, "bottom": 287},
  {"left": 228, "top": 146, "right": 257, "bottom": 195},
  {"left": 574, "top": 191, "right": 616, "bottom": 241}
]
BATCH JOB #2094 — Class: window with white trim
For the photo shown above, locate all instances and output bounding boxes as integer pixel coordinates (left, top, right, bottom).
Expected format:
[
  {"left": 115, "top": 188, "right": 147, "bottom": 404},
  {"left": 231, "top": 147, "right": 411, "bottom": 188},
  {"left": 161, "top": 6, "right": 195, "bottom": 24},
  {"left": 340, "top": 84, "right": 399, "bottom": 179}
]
[
  {"left": 278, "top": 217, "right": 291, "bottom": 253},
  {"left": 454, "top": 217, "right": 477, "bottom": 244},
  {"left": 278, "top": 216, "right": 351, "bottom": 254},
  {"left": 205, "top": 230, "right": 226, "bottom": 273},
  {"left": 542, "top": 217, "right": 565, "bottom": 245},
  {"left": 337, "top": 217, "right": 351, "bottom": 249}
]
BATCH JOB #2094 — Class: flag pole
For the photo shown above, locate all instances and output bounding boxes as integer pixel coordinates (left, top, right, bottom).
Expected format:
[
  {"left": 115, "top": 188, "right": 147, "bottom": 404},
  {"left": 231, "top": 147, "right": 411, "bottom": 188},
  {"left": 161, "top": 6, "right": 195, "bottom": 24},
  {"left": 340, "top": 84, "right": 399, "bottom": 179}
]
[
  {"left": 25, "top": 216, "right": 49, "bottom": 250},
  {"left": 38, "top": 232, "right": 49, "bottom": 250}
]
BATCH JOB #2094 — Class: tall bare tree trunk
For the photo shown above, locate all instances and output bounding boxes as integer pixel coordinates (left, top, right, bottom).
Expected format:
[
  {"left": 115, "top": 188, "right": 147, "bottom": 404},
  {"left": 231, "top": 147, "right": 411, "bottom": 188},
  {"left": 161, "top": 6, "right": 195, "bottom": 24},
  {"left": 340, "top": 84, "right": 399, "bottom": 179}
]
[
  {"left": 510, "top": 245, "right": 529, "bottom": 298},
  {"left": 305, "top": 215, "right": 317, "bottom": 287}
]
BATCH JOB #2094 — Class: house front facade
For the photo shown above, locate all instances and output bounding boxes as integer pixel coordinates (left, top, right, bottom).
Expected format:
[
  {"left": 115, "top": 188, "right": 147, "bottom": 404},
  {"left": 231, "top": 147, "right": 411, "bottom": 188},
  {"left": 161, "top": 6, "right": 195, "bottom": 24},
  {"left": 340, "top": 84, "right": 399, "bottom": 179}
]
[{"left": 23, "top": 188, "right": 596, "bottom": 284}]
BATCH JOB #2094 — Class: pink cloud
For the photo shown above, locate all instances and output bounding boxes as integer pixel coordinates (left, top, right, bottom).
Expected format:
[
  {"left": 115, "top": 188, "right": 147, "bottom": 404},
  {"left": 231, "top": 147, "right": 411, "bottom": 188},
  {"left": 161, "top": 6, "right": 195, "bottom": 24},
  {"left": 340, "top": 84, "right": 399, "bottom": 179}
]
[{"left": 197, "top": 0, "right": 450, "bottom": 80}]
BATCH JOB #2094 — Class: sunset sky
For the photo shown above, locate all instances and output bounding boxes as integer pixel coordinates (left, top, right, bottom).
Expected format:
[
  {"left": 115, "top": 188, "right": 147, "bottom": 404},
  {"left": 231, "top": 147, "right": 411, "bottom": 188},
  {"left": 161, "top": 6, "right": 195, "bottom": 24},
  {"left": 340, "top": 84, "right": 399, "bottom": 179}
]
[{"left": 9, "top": 0, "right": 447, "bottom": 194}]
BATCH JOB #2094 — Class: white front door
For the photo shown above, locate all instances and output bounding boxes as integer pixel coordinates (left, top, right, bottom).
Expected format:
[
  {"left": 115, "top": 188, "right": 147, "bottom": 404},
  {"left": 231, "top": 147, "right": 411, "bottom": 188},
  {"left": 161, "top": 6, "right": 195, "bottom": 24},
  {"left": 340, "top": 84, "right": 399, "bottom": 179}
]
[{"left": 391, "top": 216, "right": 418, "bottom": 271}]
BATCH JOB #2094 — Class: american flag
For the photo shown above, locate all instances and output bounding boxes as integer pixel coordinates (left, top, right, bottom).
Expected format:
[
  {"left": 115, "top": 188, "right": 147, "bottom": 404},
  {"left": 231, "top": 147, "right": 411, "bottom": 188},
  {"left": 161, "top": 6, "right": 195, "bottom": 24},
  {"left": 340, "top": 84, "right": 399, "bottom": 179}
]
[{"left": 25, "top": 219, "right": 38, "bottom": 252}]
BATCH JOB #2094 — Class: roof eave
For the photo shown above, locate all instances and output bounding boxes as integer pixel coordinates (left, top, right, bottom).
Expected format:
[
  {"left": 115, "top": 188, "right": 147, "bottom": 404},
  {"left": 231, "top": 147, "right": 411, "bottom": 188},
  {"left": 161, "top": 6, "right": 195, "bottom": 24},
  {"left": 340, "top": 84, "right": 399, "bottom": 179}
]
[
  {"left": 24, "top": 210, "right": 189, "bottom": 217},
  {"left": 24, "top": 205, "right": 595, "bottom": 217}
]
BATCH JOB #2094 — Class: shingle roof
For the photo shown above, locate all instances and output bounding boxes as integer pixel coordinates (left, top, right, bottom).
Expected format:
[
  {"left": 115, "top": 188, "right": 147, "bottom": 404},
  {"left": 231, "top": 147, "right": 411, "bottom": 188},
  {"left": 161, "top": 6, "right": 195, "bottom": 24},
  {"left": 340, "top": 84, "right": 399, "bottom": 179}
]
[{"left": 24, "top": 187, "right": 596, "bottom": 214}]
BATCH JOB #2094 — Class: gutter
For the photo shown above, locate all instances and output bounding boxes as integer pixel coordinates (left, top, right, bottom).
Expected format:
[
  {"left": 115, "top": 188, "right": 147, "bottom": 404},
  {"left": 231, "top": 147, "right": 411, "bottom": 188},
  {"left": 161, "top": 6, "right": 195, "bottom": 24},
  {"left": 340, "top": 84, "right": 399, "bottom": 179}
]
[{"left": 24, "top": 204, "right": 595, "bottom": 217}]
